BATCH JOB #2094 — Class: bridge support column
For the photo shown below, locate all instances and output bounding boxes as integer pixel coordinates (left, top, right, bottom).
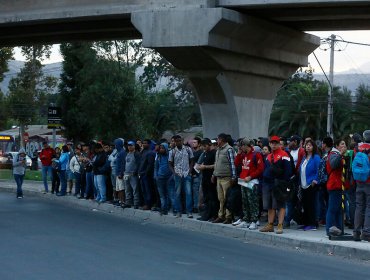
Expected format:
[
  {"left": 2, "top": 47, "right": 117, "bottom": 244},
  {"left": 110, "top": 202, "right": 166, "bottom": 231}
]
[{"left": 132, "top": 8, "right": 320, "bottom": 138}]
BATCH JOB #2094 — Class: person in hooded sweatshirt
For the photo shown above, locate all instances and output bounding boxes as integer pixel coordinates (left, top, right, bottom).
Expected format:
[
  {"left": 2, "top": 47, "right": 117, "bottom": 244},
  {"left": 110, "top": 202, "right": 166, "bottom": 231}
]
[
  {"left": 115, "top": 138, "right": 127, "bottom": 206},
  {"left": 154, "top": 143, "right": 173, "bottom": 215},
  {"left": 13, "top": 148, "right": 27, "bottom": 198}
]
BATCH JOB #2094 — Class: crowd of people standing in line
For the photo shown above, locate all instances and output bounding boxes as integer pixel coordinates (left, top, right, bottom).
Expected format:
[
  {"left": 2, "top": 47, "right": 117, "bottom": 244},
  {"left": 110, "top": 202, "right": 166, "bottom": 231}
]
[{"left": 12, "top": 130, "right": 370, "bottom": 242}]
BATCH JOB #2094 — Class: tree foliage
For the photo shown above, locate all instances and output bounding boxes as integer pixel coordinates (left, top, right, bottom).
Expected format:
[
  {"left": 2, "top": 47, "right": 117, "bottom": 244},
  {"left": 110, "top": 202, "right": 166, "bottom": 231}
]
[
  {"left": 269, "top": 68, "right": 370, "bottom": 140},
  {"left": 58, "top": 40, "right": 201, "bottom": 142},
  {"left": 6, "top": 45, "right": 57, "bottom": 129},
  {"left": 0, "top": 47, "right": 13, "bottom": 130}
]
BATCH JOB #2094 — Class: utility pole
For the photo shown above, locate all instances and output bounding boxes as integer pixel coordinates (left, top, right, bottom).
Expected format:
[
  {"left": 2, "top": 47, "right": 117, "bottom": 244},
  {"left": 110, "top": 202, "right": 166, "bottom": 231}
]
[{"left": 326, "top": 34, "right": 335, "bottom": 138}]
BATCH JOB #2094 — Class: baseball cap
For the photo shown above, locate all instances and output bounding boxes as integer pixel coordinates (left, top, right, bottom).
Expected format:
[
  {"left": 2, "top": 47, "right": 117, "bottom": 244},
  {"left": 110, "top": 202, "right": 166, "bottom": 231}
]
[
  {"left": 201, "top": 138, "right": 212, "bottom": 145},
  {"left": 289, "top": 135, "right": 301, "bottom": 143},
  {"left": 127, "top": 141, "right": 135, "bottom": 146},
  {"left": 270, "top": 136, "right": 280, "bottom": 142}
]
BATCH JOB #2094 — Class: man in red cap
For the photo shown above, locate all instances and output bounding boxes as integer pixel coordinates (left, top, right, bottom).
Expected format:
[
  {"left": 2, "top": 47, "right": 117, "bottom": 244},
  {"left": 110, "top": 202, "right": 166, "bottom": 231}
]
[{"left": 259, "top": 136, "right": 294, "bottom": 234}]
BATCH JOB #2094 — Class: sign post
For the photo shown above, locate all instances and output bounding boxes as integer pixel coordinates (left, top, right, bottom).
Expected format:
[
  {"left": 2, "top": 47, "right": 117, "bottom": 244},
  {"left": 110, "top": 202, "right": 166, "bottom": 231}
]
[{"left": 47, "top": 106, "right": 62, "bottom": 148}]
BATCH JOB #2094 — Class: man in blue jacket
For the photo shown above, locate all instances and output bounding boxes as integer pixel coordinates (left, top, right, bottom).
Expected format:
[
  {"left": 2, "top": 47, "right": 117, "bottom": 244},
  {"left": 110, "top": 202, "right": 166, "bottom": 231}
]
[
  {"left": 138, "top": 139, "right": 155, "bottom": 210},
  {"left": 154, "top": 143, "right": 173, "bottom": 215}
]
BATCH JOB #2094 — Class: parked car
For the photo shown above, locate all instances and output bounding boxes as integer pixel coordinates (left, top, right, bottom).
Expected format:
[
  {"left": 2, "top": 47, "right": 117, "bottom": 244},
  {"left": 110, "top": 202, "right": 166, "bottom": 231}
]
[
  {"left": 0, "top": 154, "right": 13, "bottom": 169},
  {"left": 7, "top": 152, "right": 32, "bottom": 169}
]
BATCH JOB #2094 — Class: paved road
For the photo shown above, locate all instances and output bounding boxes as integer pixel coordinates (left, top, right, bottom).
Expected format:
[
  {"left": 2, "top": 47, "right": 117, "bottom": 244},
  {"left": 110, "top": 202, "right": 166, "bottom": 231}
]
[{"left": 0, "top": 192, "right": 369, "bottom": 280}]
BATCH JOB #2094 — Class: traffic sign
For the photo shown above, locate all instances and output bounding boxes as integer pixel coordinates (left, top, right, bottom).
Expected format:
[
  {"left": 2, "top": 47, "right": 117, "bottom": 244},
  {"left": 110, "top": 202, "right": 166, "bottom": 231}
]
[{"left": 47, "top": 106, "right": 62, "bottom": 129}]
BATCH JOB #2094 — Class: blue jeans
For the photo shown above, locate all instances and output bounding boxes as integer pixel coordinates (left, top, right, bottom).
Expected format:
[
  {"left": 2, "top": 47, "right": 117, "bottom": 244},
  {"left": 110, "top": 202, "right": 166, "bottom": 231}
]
[
  {"left": 59, "top": 170, "right": 67, "bottom": 195},
  {"left": 326, "top": 190, "right": 343, "bottom": 235},
  {"left": 14, "top": 174, "right": 24, "bottom": 197},
  {"left": 74, "top": 172, "right": 84, "bottom": 196},
  {"left": 140, "top": 174, "right": 153, "bottom": 207},
  {"left": 174, "top": 174, "right": 193, "bottom": 214},
  {"left": 85, "top": 172, "right": 94, "bottom": 198},
  {"left": 42, "top": 165, "right": 53, "bottom": 192},
  {"left": 124, "top": 174, "right": 140, "bottom": 206},
  {"left": 315, "top": 184, "right": 328, "bottom": 222},
  {"left": 284, "top": 201, "right": 294, "bottom": 225},
  {"left": 168, "top": 175, "right": 175, "bottom": 211},
  {"left": 192, "top": 175, "right": 201, "bottom": 209},
  {"left": 344, "top": 187, "right": 356, "bottom": 225},
  {"left": 156, "top": 176, "right": 172, "bottom": 212},
  {"left": 94, "top": 174, "right": 106, "bottom": 202}
]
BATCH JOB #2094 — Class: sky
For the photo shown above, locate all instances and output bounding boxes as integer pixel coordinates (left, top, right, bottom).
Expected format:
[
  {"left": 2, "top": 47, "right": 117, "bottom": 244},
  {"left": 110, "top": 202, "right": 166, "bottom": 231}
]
[{"left": 13, "top": 30, "right": 370, "bottom": 75}]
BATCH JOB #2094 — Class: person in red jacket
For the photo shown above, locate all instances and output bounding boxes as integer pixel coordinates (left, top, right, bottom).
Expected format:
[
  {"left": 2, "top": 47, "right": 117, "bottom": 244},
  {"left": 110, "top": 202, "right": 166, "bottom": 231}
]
[
  {"left": 325, "top": 139, "right": 348, "bottom": 236},
  {"left": 260, "top": 136, "right": 294, "bottom": 234},
  {"left": 39, "top": 141, "right": 55, "bottom": 193},
  {"left": 233, "top": 138, "right": 264, "bottom": 230},
  {"left": 353, "top": 130, "right": 370, "bottom": 242}
]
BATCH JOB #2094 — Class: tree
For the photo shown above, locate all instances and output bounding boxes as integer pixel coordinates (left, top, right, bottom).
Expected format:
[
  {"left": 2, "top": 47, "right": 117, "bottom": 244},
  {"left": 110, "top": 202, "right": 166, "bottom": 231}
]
[
  {"left": 0, "top": 47, "right": 13, "bottom": 130},
  {"left": 6, "top": 45, "right": 57, "bottom": 145},
  {"left": 269, "top": 68, "right": 369, "bottom": 140},
  {"left": 59, "top": 40, "right": 201, "bottom": 142},
  {"left": 269, "top": 69, "right": 328, "bottom": 139},
  {"left": 0, "top": 47, "right": 13, "bottom": 84},
  {"left": 58, "top": 42, "right": 97, "bottom": 142}
]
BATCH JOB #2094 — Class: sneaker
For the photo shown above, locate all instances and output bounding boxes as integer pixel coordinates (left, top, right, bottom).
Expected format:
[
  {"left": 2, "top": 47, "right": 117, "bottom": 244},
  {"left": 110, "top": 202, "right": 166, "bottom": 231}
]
[
  {"left": 303, "top": 225, "right": 317, "bottom": 231},
  {"left": 256, "top": 220, "right": 260, "bottom": 226},
  {"left": 160, "top": 210, "right": 168, "bottom": 216},
  {"left": 232, "top": 218, "right": 243, "bottom": 226},
  {"left": 318, "top": 220, "right": 326, "bottom": 226},
  {"left": 290, "top": 220, "right": 298, "bottom": 226},
  {"left": 212, "top": 217, "right": 225, "bottom": 223},
  {"left": 187, "top": 213, "right": 193, "bottom": 219},
  {"left": 360, "top": 233, "right": 370, "bottom": 242},
  {"left": 329, "top": 226, "right": 342, "bottom": 236},
  {"left": 259, "top": 223, "right": 274, "bottom": 232},
  {"left": 297, "top": 225, "right": 306, "bottom": 230},
  {"left": 236, "top": 221, "right": 250, "bottom": 228},
  {"left": 17, "top": 196, "right": 23, "bottom": 199},
  {"left": 276, "top": 224, "right": 283, "bottom": 234},
  {"left": 353, "top": 232, "right": 361, "bottom": 241},
  {"left": 248, "top": 222, "right": 258, "bottom": 230}
]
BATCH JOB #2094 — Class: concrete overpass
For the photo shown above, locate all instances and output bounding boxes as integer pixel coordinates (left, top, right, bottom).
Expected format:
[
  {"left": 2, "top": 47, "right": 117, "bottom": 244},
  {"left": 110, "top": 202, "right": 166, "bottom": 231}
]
[{"left": 1, "top": 0, "right": 369, "bottom": 138}]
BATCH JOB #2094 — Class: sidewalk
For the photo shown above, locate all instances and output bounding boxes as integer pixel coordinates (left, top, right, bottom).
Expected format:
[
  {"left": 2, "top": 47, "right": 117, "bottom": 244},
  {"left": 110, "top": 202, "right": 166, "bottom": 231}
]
[{"left": 1, "top": 179, "right": 369, "bottom": 261}]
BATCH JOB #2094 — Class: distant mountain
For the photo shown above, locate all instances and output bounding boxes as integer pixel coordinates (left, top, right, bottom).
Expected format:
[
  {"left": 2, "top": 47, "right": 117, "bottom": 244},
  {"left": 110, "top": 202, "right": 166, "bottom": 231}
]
[
  {"left": 1, "top": 60, "right": 369, "bottom": 95},
  {"left": 338, "top": 61, "right": 370, "bottom": 75},
  {"left": 0, "top": 60, "right": 62, "bottom": 94},
  {"left": 313, "top": 73, "right": 370, "bottom": 93}
]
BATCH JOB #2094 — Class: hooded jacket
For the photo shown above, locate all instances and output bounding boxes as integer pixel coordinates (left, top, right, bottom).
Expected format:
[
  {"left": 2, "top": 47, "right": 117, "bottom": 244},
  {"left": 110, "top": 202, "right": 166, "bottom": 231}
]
[
  {"left": 326, "top": 148, "right": 345, "bottom": 191},
  {"left": 12, "top": 148, "right": 27, "bottom": 175},
  {"left": 154, "top": 143, "right": 172, "bottom": 179},
  {"left": 114, "top": 138, "right": 127, "bottom": 177}
]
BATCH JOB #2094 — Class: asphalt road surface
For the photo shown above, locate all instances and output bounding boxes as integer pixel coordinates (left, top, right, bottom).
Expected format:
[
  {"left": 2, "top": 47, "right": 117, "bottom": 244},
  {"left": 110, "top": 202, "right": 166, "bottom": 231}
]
[{"left": 0, "top": 192, "right": 369, "bottom": 280}]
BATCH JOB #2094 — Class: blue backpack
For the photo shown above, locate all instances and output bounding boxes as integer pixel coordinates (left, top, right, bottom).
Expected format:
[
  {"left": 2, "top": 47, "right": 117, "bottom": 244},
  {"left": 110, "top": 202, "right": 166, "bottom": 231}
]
[{"left": 352, "top": 151, "right": 370, "bottom": 182}]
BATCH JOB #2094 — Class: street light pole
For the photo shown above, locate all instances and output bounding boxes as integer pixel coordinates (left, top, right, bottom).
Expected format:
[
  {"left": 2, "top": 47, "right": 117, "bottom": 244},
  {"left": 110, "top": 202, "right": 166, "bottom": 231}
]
[{"left": 326, "top": 34, "right": 335, "bottom": 138}]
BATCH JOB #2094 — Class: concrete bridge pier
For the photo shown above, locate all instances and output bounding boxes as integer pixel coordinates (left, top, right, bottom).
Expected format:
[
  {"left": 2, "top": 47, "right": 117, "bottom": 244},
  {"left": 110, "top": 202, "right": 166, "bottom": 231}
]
[{"left": 132, "top": 8, "right": 320, "bottom": 138}]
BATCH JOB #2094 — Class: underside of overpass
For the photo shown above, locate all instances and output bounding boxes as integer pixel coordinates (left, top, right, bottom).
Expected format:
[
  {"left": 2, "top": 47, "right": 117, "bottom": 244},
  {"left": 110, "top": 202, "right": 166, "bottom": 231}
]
[{"left": 0, "top": 0, "right": 368, "bottom": 138}]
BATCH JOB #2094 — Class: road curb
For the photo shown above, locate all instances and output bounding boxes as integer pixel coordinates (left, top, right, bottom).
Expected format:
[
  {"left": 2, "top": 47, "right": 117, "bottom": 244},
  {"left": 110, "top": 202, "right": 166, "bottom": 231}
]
[{"left": 1, "top": 184, "right": 369, "bottom": 261}]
